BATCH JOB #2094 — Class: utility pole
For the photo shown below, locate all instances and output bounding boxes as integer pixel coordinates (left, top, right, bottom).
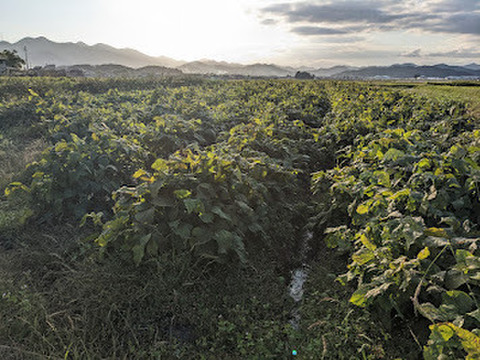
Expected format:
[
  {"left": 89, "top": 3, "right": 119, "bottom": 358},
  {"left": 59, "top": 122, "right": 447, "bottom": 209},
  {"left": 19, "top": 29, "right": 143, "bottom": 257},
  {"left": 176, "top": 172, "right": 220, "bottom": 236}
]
[{"left": 24, "top": 45, "right": 29, "bottom": 70}]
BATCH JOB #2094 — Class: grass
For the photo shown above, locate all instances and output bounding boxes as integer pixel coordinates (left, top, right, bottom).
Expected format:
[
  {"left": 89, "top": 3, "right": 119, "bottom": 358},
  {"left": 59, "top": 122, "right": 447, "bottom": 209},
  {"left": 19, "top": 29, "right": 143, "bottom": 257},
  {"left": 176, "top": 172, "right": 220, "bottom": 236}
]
[
  {"left": 0, "top": 226, "right": 396, "bottom": 359},
  {"left": 0, "top": 136, "right": 46, "bottom": 190},
  {"left": 406, "top": 84, "right": 480, "bottom": 119}
]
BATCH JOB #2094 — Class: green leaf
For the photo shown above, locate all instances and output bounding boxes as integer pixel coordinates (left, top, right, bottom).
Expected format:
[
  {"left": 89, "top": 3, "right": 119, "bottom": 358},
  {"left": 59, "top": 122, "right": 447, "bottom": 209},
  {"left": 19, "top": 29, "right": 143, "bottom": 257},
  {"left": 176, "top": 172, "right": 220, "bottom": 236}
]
[
  {"left": 174, "top": 189, "right": 192, "bottom": 199},
  {"left": 374, "top": 170, "right": 391, "bottom": 187},
  {"left": 388, "top": 188, "right": 411, "bottom": 200},
  {"left": 214, "top": 230, "right": 234, "bottom": 255},
  {"left": 442, "top": 291, "right": 474, "bottom": 314},
  {"left": 171, "top": 222, "right": 192, "bottom": 240},
  {"left": 211, "top": 206, "right": 232, "bottom": 222},
  {"left": 383, "top": 148, "right": 405, "bottom": 162},
  {"left": 199, "top": 212, "right": 214, "bottom": 223},
  {"left": 445, "top": 270, "right": 469, "bottom": 290},
  {"left": 416, "top": 302, "right": 447, "bottom": 321},
  {"left": 132, "top": 234, "right": 152, "bottom": 265},
  {"left": 350, "top": 288, "right": 368, "bottom": 307},
  {"left": 55, "top": 141, "right": 69, "bottom": 152},
  {"left": 151, "top": 194, "right": 174, "bottom": 207},
  {"left": 145, "top": 236, "right": 159, "bottom": 256},
  {"left": 183, "top": 198, "right": 204, "bottom": 214},
  {"left": 135, "top": 208, "right": 155, "bottom": 224},
  {"left": 417, "top": 158, "right": 431, "bottom": 169},
  {"left": 467, "top": 309, "right": 480, "bottom": 324}
]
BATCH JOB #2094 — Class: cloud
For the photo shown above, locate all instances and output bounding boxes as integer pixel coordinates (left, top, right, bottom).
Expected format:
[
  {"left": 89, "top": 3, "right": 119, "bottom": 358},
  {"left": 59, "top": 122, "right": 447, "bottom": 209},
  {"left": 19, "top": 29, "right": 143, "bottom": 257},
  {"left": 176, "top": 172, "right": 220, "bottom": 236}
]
[
  {"left": 319, "top": 36, "right": 365, "bottom": 44},
  {"left": 260, "top": 0, "right": 480, "bottom": 36},
  {"left": 427, "top": 48, "right": 480, "bottom": 58},
  {"left": 260, "top": 18, "right": 277, "bottom": 26},
  {"left": 263, "top": 1, "right": 406, "bottom": 24},
  {"left": 291, "top": 26, "right": 349, "bottom": 35},
  {"left": 401, "top": 47, "right": 480, "bottom": 58},
  {"left": 402, "top": 49, "right": 422, "bottom": 57},
  {"left": 437, "top": 13, "right": 480, "bottom": 35},
  {"left": 431, "top": 0, "right": 480, "bottom": 12}
]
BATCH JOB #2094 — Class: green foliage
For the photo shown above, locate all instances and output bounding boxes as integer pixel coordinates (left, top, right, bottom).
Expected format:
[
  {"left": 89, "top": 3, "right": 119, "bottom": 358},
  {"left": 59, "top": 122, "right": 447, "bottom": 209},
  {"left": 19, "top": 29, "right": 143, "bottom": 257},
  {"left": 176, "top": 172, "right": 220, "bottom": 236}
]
[
  {"left": 311, "top": 82, "right": 480, "bottom": 358},
  {"left": 0, "top": 77, "right": 479, "bottom": 358},
  {"left": 0, "top": 49, "right": 25, "bottom": 69}
]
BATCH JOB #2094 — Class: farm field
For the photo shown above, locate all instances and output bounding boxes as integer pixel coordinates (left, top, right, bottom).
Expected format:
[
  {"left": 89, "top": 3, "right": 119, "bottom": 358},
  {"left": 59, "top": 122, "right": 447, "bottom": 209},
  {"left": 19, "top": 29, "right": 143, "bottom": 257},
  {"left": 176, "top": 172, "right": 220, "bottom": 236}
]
[{"left": 0, "top": 77, "right": 479, "bottom": 359}]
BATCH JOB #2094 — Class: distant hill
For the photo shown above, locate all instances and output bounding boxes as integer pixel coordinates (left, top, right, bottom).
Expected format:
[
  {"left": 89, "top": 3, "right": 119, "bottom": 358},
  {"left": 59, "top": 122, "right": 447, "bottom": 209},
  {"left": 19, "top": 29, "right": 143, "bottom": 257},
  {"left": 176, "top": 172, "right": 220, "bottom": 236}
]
[
  {"left": 0, "top": 37, "right": 185, "bottom": 68},
  {"left": 179, "top": 60, "right": 294, "bottom": 77},
  {"left": 1, "top": 37, "right": 479, "bottom": 79},
  {"left": 311, "top": 66, "right": 359, "bottom": 78},
  {"left": 335, "top": 64, "right": 480, "bottom": 79},
  {"left": 464, "top": 63, "right": 480, "bottom": 71},
  {"left": 64, "top": 64, "right": 183, "bottom": 78}
]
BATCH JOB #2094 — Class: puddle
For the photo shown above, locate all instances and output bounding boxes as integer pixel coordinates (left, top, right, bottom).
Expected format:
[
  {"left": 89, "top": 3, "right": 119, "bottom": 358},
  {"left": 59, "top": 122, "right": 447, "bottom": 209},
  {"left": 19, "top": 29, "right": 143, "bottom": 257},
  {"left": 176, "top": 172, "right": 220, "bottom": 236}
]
[{"left": 288, "top": 231, "right": 312, "bottom": 329}]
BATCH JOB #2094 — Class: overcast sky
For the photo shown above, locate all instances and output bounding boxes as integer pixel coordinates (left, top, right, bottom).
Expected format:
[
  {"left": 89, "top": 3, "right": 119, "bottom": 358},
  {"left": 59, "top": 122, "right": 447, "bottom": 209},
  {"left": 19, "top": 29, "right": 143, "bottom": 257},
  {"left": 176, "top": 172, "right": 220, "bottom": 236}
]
[{"left": 1, "top": 0, "right": 479, "bottom": 66}]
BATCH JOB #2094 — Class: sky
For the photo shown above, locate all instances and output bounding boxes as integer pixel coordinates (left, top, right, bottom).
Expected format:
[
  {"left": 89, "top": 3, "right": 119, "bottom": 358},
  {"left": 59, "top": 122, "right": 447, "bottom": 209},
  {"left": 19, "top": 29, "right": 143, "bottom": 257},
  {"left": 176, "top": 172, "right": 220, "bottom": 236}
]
[{"left": 1, "top": 0, "right": 479, "bottom": 67}]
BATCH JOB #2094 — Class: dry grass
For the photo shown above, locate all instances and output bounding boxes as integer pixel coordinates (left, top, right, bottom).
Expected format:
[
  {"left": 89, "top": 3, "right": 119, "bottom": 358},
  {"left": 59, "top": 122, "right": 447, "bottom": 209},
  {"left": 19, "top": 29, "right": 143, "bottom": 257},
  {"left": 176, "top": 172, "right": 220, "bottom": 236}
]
[{"left": 0, "top": 138, "right": 46, "bottom": 190}]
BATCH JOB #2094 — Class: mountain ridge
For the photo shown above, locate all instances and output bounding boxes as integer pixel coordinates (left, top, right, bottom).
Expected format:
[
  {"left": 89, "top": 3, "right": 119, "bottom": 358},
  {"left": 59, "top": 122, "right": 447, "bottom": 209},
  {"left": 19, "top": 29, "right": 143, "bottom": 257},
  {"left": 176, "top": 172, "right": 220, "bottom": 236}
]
[{"left": 1, "top": 37, "right": 479, "bottom": 79}]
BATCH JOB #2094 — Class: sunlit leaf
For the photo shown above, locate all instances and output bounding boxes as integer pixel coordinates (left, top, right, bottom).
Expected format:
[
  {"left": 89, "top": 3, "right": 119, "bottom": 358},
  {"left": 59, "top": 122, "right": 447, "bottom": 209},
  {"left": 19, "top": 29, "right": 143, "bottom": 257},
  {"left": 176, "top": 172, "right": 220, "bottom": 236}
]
[
  {"left": 356, "top": 204, "right": 369, "bottom": 215},
  {"left": 417, "top": 247, "right": 430, "bottom": 260}
]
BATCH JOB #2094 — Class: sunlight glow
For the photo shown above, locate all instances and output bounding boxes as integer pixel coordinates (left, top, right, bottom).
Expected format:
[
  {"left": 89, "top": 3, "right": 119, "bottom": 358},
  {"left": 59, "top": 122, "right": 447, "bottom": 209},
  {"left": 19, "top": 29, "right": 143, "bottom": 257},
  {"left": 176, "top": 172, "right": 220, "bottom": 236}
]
[{"left": 102, "top": 0, "right": 295, "bottom": 62}]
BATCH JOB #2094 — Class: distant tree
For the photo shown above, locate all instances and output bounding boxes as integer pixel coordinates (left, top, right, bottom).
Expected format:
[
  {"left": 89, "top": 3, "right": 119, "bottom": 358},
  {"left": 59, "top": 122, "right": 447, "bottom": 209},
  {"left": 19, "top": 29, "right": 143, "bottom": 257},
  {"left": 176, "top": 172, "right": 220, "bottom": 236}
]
[
  {"left": 294, "top": 71, "right": 314, "bottom": 79},
  {"left": 0, "top": 50, "right": 25, "bottom": 69}
]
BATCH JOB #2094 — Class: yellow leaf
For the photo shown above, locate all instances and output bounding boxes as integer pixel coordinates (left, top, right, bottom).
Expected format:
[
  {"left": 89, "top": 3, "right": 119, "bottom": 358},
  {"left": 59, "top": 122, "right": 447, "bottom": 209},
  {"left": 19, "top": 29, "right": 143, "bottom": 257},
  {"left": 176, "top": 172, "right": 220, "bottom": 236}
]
[
  {"left": 417, "top": 247, "right": 430, "bottom": 260},
  {"left": 133, "top": 169, "right": 147, "bottom": 179},
  {"left": 350, "top": 289, "right": 368, "bottom": 307},
  {"left": 55, "top": 141, "right": 69, "bottom": 152},
  {"left": 352, "top": 248, "right": 375, "bottom": 265},
  {"left": 360, "top": 234, "right": 376, "bottom": 251},
  {"left": 151, "top": 158, "right": 168, "bottom": 172},
  {"left": 424, "top": 227, "right": 448, "bottom": 238},
  {"left": 91, "top": 133, "right": 99, "bottom": 141},
  {"left": 432, "top": 323, "right": 480, "bottom": 358},
  {"left": 356, "top": 204, "right": 369, "bottom": 215},
  {"left": 431, "top": 323, "right": 454, "bottom": 341}
]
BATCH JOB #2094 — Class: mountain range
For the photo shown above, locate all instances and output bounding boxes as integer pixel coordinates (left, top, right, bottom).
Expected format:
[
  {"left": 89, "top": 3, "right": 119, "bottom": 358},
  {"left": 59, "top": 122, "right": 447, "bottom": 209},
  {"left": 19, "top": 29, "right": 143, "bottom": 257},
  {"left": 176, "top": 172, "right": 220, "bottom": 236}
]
[{"left": 1, "top": 37, "right": 479, "bottom": 79}]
